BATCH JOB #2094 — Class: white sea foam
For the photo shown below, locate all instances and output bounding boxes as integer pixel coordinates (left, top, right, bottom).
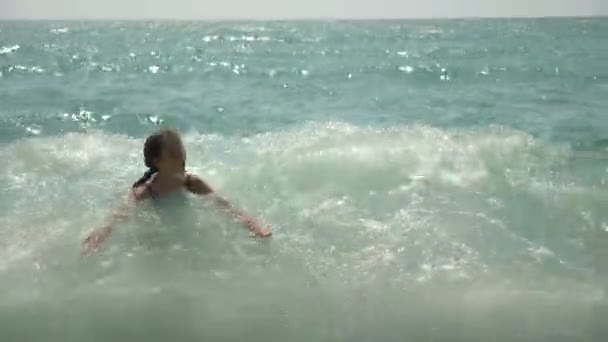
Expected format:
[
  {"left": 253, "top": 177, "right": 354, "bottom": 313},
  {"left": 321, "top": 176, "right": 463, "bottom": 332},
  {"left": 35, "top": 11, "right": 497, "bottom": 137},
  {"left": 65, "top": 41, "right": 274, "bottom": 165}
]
[{"left": 0, "top": 123, "right": 604, "bottom": 340}]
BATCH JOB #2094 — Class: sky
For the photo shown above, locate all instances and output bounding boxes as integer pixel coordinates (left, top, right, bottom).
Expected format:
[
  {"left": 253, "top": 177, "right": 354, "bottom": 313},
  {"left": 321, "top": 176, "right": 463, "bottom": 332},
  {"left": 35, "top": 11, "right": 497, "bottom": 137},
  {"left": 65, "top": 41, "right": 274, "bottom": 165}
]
[{"left": 0, "top": 0, "right": 606, "bottom": 19}]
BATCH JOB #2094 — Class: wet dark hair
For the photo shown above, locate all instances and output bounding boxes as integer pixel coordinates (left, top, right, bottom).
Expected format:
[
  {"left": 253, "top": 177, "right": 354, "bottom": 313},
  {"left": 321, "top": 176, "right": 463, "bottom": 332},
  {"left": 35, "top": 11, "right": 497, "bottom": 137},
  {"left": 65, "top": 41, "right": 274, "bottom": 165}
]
[{"left": 132, "top": 129, "right": 181, "bottom": 188}]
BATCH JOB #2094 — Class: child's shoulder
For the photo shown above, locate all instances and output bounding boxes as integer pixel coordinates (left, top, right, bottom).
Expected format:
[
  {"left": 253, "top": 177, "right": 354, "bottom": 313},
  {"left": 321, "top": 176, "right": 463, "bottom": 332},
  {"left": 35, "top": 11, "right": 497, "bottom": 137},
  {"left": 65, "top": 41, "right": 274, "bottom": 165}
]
[
  {"left": 184, "top": 173, "right": 213, "bottom": 195},
  {"left": 132, "top": 183, "right": 152, "bottom": 201}
]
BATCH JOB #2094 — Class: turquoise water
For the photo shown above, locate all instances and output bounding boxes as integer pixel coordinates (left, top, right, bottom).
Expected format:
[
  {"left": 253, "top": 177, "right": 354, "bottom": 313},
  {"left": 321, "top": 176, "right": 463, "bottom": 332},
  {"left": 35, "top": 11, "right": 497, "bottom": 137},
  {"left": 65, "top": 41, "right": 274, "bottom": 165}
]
[{"left": 1, "top": 19, "right": 608, "bottom": 341}]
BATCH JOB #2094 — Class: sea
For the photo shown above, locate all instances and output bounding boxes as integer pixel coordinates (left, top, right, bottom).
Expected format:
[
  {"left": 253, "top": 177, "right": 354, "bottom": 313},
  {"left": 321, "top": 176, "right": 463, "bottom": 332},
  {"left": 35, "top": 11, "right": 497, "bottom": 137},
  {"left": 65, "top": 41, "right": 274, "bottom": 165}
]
[{"left": 1, "top": 19, "right": 607, "bottom": 341}]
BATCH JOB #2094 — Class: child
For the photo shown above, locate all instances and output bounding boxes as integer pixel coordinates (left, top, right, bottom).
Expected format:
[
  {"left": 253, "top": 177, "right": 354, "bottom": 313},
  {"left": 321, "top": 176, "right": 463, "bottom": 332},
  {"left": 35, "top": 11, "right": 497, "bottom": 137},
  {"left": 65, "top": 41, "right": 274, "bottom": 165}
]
[{"left": 82, "top": 128, "right": 271, "bottom": 255}]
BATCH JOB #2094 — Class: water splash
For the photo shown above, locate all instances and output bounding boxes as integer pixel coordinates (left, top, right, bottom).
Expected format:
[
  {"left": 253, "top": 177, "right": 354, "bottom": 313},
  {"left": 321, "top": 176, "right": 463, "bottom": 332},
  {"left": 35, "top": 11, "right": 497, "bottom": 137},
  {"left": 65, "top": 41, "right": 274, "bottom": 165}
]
[{"left": 0, "top": 45, "right": 20, "bottom": 55}]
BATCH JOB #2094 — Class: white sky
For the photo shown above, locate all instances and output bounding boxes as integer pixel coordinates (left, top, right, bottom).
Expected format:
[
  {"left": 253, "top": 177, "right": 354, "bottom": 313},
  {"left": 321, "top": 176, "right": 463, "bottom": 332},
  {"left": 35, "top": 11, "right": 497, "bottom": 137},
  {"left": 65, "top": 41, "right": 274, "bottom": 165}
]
[{"left": 0, "top": 0, "right": 606, "bottom": 19}]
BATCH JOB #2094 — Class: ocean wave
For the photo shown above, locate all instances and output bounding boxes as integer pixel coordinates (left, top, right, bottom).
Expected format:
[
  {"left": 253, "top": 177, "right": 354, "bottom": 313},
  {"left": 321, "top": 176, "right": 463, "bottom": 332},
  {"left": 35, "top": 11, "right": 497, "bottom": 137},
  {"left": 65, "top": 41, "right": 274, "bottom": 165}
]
[{"left": 0, "top": 121, "right": 605, "bottom": 340}]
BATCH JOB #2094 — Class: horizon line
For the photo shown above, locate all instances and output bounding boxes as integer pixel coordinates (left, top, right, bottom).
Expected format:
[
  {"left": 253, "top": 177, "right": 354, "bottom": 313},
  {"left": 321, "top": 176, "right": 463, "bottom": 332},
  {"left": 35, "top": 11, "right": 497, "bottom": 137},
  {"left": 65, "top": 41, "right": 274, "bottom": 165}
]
[{"left": 0, "top": 14, "right": 606, "bottom": 22}]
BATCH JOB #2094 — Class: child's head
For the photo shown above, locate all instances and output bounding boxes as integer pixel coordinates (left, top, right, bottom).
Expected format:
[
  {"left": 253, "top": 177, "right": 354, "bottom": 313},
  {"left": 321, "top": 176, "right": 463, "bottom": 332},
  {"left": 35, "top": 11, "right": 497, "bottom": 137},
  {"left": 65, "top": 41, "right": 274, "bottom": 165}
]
[{"left": 143, "top": 128, "right": 186, "bottom": 173}]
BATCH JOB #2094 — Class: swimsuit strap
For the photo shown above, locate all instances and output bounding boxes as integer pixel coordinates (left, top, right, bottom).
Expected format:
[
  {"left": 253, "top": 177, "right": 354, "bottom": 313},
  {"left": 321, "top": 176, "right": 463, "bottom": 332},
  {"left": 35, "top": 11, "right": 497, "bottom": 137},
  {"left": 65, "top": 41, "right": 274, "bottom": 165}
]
[
  {"left": 147, "top": 183, "right": 160, "bottom": 200},
  {"left": 145, "top": 172, "right": 160, "bottom": 200}
]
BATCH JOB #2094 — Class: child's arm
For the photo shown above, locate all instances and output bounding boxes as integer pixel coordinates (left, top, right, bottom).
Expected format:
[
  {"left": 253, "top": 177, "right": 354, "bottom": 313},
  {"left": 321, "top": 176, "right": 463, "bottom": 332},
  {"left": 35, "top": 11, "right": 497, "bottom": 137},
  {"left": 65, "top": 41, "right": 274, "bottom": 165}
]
[
  {"left": 186, "top": 174, "right": 272, "bottom": 237},
  {"left": 81, "top": 187, "right": 148, "bottom": 255}
]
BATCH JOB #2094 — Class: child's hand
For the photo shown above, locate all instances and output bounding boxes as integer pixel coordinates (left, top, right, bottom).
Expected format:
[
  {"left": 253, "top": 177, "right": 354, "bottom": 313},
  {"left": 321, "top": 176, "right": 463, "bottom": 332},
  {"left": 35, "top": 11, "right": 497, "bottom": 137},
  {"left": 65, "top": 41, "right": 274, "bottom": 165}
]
[
  {"left": 253, "top": 226, "right": 273, "bottom": 238},
  {"left": 240, "top": 216, "right": 272, "bottom": 238},
  {"left": 81, "top": 226, "right": 112, "bottom": 256}
]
